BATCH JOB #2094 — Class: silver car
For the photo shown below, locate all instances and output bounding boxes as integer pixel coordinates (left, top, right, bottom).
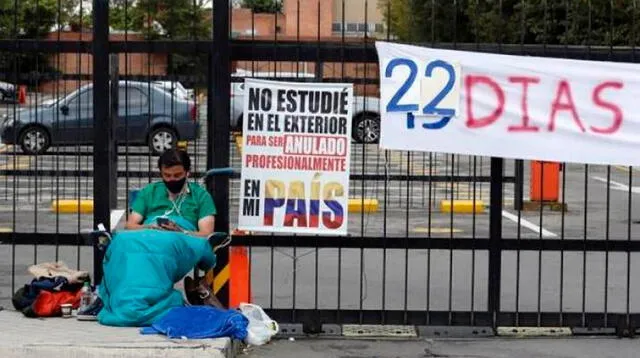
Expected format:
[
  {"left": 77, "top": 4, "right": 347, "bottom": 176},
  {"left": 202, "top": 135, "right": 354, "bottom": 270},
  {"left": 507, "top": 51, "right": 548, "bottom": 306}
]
[
  {"left": 230, "top": 72, "right": 381, "bottom": 143},
  {"left": 1, "top": 81, "right": 199, "bottom": 155}
]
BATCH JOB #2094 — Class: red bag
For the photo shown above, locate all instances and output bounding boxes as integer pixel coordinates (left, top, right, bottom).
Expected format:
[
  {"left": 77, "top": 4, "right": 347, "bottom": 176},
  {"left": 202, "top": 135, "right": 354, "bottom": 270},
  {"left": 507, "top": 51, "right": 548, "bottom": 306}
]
[{"left": 32, "top": 289, "right": 82, "bottom": 317}]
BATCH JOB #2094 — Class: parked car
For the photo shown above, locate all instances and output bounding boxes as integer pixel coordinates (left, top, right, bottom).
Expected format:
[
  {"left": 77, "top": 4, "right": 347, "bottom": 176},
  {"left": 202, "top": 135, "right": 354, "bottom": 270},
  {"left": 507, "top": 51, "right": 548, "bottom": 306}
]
[
  {"left": 0, "top": 81, "right": 17, "bottom": 103},
  {"left": 230, "top": 71, "right": 381, "bottom": 144},
  {"left": 0, "top": 81, "right": 198, "bottom": 155},
  {"left": 153, "top": 81, "right": 194, "bottom": 101}
]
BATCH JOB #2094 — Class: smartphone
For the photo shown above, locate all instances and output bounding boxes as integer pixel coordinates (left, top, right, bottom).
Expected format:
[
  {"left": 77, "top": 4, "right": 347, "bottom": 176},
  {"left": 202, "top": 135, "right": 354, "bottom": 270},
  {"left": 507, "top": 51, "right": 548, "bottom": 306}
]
[{"left": 156, "top": 217, "right": 172, "bottom": 227}]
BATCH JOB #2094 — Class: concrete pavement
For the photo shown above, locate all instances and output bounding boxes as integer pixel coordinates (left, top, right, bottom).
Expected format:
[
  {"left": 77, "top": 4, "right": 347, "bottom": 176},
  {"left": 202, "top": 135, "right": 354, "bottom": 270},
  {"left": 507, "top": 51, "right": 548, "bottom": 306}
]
[
  {"left": 0, "top": 309, "right": 236, "bottom": 358},
  {"left": 247, "top": 336, "right": 639, "bottom": 358}
]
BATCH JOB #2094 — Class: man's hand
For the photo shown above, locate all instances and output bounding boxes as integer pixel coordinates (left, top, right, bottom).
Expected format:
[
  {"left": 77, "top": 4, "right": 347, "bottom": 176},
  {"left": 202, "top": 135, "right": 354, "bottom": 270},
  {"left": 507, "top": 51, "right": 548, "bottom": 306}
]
[{"left": 159, "top": 220, "right": 182, "bottom": 232}]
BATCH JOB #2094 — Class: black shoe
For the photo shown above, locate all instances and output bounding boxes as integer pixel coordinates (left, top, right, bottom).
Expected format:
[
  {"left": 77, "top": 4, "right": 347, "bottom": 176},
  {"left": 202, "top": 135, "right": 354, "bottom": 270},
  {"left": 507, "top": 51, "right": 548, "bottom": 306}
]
[{"left": 77, "top": 297, "right": 103, "bottom": 321}]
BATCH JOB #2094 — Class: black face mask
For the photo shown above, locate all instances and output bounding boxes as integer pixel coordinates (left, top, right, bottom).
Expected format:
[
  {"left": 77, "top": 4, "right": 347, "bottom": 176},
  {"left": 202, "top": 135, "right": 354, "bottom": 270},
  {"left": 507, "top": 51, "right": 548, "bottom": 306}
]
[{"left": 164, "top": 177, "right": 186, "bottom": 194}]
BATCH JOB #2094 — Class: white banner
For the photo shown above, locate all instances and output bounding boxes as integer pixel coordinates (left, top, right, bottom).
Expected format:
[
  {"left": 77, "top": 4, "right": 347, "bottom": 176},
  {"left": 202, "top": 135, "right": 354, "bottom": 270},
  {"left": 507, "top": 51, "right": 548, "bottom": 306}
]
[
  {"left": 376, "top": 41, "right": 640, "bottom": 166},
  {"left": 237, "top": 79, "right": 353, "bottom": 235}
]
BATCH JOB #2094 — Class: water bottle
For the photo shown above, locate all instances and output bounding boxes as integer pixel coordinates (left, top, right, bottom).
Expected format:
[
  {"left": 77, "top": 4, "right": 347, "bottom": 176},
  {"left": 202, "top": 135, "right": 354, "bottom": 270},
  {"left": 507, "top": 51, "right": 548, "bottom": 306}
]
[{"left": 79, "top": 281, "right": 93, "bottom": 310}]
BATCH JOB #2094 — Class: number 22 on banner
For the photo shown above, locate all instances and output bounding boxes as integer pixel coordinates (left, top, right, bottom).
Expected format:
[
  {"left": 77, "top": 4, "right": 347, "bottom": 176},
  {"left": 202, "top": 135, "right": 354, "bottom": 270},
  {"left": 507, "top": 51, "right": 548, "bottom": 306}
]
[{"left": 384, "top": 58, "right": 461, "bottom": 130}]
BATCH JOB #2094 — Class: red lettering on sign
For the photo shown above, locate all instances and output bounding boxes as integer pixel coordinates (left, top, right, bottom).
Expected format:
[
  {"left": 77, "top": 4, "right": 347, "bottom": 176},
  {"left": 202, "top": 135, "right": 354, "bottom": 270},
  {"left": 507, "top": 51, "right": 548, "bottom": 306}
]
[
  {"left": 548, "top": 80, "right": 586, "bottom": 132},
  {"left": 465, "top": 75, "right": 505, "bottom": 128},
  {"left": 590, "top": 81, "right": 624, "bottom": 134},
  {"left": 507, "top": 76, "right": 540, "bottom": 132}
]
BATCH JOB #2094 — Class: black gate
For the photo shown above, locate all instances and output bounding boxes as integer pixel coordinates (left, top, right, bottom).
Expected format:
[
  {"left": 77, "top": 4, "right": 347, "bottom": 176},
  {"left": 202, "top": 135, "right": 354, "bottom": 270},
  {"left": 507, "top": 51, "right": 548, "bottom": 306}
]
[{"left": 1, "top": 0, "right": 639, "bottom": 334}]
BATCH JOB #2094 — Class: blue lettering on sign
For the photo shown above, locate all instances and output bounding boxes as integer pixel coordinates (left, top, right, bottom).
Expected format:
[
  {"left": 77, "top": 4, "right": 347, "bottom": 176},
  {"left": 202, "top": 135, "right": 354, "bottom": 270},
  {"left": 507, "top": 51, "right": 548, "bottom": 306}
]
[
  {"left": 385, "top": 58, "right": 419, "bottom": 113},
  {"left": 385, "top": 58, "right": 457, "bottom": 130},
  {"left": 422, "top": 60, "right": 456, "bottom": 117},
  {"left": 407, "top": 112, "right": 451, "bottom": 130}
]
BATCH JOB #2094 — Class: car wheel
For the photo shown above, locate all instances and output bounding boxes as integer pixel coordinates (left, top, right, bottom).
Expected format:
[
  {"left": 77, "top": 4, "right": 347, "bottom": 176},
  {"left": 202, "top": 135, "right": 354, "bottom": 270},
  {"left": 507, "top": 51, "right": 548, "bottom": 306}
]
[
  {"left": 352, "top": 113, "right": 381, "bottom": 144},
  {"left": 148, "top": 127, "right": 177, "bottom": 155},
  {"left": 19, "top": 126, "right": 50, "bottom": 155}
]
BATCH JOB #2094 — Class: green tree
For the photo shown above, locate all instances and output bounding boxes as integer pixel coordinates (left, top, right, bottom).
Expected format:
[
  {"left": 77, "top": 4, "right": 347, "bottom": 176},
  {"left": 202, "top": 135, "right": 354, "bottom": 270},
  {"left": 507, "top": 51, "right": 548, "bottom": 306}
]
[
  {"left": 123, "top": 0, "right": 211, "bottom": 39},
  {"left": 0, "top": 0, "right": 60, "bottom": 39},
  {"left": 242, "top": 0, "right": 282, "bottom": 13},
  {"left": 380, "top": 0, "right": 640, "bottom": 46},
  {"left": 0, "top": 0, "right": 78, "bottom": 82}
]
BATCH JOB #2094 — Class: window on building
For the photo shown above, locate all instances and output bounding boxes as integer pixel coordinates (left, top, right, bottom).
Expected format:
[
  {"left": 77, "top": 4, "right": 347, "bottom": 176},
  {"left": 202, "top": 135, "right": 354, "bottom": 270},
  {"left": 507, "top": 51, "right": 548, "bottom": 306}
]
[
  {"left": 357, "top": 23, "right": 367, "bottom": 32},
  {"left": 346, "top": 23, "right": 357, "bottom": 32},
  {"left": 332, "top": 23, "right": 342, "bottom": 32}
]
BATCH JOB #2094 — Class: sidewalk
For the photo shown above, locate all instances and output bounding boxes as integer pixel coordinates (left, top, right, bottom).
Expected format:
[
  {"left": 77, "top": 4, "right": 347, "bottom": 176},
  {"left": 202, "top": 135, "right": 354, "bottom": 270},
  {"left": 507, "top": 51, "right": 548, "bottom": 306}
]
[{"left": 0, "top": 309, "right": 237, "bottom": 358}]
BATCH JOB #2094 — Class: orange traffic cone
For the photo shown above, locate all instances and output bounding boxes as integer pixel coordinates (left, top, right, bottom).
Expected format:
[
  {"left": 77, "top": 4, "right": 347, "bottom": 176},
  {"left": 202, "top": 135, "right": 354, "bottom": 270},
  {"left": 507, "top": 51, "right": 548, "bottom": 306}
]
[
  {"left": 18, "top": 86, "right": 26, "bottom": 105},
  {"left": 229, "top": 229, "right": 251, "bottom": 308}
]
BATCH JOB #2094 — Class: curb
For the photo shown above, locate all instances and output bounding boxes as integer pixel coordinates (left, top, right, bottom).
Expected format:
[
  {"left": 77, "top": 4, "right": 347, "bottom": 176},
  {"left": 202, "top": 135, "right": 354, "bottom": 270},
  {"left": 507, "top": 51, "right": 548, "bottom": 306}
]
[
  {"left": 520, "top": 200, "right": 568, "bottom": 212},
  {"left": 276, "top": 324, "right": 631, "bottom": 339},
  {"left": 496, "top": 326, "right": 572, "bottom": 337},
  {"left": 51, "top": 199, "right": 94, "bottom": 214},
  {"left": 439, "top": 199, "right": 485, "bottom": 214},
  {"left": 348, "top": 198, "right": 379, "bottom": 213}
]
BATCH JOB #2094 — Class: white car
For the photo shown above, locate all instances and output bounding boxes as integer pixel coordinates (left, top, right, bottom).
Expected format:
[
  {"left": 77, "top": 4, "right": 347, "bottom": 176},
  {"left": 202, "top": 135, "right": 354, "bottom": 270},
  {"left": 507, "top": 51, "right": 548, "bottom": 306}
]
[
  {"left": 230, "top": 71, "right": 381, "bottom": 143},
  {"left": 0, "top": 81, "right": 16, "bottom": 102}
]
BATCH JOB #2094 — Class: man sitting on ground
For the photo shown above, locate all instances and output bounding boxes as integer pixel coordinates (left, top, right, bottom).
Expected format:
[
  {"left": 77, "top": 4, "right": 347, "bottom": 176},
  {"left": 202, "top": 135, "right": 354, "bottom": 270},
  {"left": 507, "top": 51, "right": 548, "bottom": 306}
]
[
  {"left": 81, "top": 149, "right": 225, "bottom": 324},
  {"left": 125, "top": 149, "right": 216, "bottom": 237}
]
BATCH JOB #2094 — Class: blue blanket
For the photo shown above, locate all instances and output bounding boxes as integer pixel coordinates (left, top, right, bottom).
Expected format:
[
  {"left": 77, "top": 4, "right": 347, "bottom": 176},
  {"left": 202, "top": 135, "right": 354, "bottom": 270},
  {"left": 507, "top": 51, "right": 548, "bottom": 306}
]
[
  {"left": 98, "top": 216, "right": 216, "bottom": 327},
  {"left": 140, "top": 306, "right": 248, "bottom": 340}
]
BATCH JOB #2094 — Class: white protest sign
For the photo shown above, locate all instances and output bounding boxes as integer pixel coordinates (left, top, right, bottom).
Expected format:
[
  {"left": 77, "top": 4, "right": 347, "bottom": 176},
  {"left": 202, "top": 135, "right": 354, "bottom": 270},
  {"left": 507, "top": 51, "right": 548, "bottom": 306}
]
[
  {"left": 238, "top": 79, "right": 353, "bottom": 235},
  {"left": 376, "top": 41, "right": 640, "bottom": 166}
]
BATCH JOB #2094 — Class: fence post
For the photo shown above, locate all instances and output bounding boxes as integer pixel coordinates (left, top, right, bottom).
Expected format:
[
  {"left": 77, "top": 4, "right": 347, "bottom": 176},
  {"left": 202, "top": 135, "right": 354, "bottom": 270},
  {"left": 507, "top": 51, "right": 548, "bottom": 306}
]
[
  {"left": 513, "top": 159, "right": 524, "bottom": 211},
  {"left": 488, "top": 157, "right": 504, "bottom": 327},
  {"left": 92, "top": 0, "right": 112, "bottom": 284},
  {"left": 209, "top": 0, "right": 231, "bottom": 308},
  {"left": 109, "top": 54, "right": 119, "bottom": 210}
]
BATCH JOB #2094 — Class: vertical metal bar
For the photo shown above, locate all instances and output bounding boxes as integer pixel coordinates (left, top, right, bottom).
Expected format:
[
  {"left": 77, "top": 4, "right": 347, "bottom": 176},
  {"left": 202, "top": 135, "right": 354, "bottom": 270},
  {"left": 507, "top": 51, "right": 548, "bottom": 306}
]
[
  {"left": 381, "top": 0, "right": 389, "bottom": 325},
  {"left": 210, "top": 0, "right": 231, "bottom": 308},
  {"left": 514, "top": 160, "right": 524, "bottom": 211},
  {"left": 448, "top": 154, "right": 454, "bottom": 325},
  {"left": 430, "top": 0, "right": 436, "bottom": 45},
  {"left": 10, "top": 0, "right": 18, "bottom": 296},
  {"left": 488, "top": 158, "right": 504, "bottom": 327},
  {"left": 358, "top": 0, "right": 368, "bottom": 324},
  {"left": 337, "top": 0, "right": 345, "bottom": 324},
  {"left": 33, "top": 0, "right": 41, "bottom": 266},
  {"left": 426, "top": 152, "right": 433, "bottom": 324},
  {"left": 453, "top": 0, "right": 458, "bottom": 49},
  {"left": 92, "top": 0, "right": 111, "bottom": 284},
  {"left": 109, "top": 55, "right": 119, "bottom": 210},
  {"left": 537, "top": 161, "right": 544, "bottom": 327},
  {"left": 78, "top": 0, "right": 85, "bottom": 271},
  {"left": 604, "top": 166, "right": 611, "bottom": 327},
  {"left": 559, "top": 162, "right": 567, "bottom": 326},
  {"left": 626, "top": 166, "right": 632, "bottom": 327},
  {"left": 292, "top": 0, "right": 301, "bottom": 324},
  {"left": 55, "top": 0, "right": 62, "bottom": 261},
  {"left": 471, "top": 156, "right": 477, "bottom": 325},
  {"left": 404, "top": 150, "right": 410, "bottom": 324},
  {"left": 581, "top": 164, "right": 589, "bottom": 327},
  {"left": 314, "top": 0, "right": 321, "bottom": 313}
]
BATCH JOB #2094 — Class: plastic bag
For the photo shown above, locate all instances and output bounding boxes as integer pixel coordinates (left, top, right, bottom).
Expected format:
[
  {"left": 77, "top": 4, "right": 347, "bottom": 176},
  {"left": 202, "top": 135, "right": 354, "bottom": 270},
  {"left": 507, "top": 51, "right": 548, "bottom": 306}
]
[{"left": 239, "top": 303, "right": 279, "bottom": 346}]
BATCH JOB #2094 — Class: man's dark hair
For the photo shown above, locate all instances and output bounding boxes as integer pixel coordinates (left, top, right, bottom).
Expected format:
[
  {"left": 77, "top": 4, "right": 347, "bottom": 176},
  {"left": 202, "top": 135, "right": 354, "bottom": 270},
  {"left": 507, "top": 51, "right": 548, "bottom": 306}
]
[{"left": 158, "top": 149, "right": 191, "bottom": 172}]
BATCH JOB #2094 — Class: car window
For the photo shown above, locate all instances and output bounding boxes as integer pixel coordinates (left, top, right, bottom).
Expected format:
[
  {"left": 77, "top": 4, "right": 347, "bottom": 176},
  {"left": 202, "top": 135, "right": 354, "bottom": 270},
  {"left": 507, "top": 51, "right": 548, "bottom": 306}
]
[
  {"left": 67, "top": 89, "right": 93, "bottom": 107},
  {"left": 118, "top": 87, "right": 147, "bottom": 106}
]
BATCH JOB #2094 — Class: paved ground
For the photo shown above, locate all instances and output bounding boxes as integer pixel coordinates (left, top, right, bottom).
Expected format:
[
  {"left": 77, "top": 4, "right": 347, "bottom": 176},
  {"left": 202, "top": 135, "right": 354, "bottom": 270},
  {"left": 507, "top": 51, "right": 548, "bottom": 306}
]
[
  {"left": 247, "top": 337, "right": 640, "bottom": 358},
  {"left": 2, "top": 101, "right": 640, "bottom": 323},
  {"left": 0, "top": 309, "right": 233, "bottom": 358}
]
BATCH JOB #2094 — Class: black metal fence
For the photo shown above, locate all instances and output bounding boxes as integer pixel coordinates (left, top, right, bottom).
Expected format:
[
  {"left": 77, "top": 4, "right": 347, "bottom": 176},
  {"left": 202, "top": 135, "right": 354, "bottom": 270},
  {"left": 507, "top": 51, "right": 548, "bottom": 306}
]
[{"left": 1, "top": 0, "right": 639, "bottom": 334}]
